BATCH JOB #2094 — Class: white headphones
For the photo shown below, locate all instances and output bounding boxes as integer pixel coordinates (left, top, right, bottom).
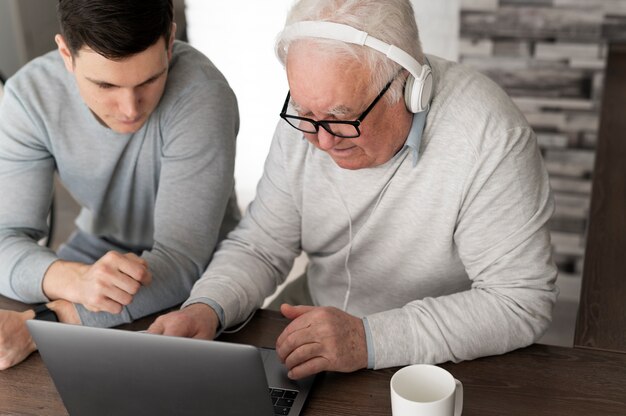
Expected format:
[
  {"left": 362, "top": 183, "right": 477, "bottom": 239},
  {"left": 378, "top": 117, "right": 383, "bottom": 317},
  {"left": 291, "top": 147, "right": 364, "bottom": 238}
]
[{"left": 280, "top": 21, "right": 433, "bottom": 113}]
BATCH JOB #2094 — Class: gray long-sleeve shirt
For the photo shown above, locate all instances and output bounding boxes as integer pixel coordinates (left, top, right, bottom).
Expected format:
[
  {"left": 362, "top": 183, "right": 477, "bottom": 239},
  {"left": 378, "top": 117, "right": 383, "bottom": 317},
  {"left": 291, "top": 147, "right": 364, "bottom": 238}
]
[
  {"left": 184, "top": 54, "right": 558, "bottom": 369},
  {"left": 0, "top": 41, "right": 240, "bottom": 327}
]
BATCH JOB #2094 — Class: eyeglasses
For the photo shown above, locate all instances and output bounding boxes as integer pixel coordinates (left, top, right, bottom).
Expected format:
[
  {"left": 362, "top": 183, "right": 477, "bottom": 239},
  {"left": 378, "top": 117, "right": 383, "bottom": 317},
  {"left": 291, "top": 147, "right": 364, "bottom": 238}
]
[{"left": 279, "top": 73, "right": 398, "bottom": 139}]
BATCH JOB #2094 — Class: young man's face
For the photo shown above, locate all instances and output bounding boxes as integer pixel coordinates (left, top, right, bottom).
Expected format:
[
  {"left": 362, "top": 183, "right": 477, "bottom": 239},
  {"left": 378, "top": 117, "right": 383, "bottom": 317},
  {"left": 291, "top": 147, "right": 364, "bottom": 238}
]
[{"left": 56, "top": 35, "right": 172, "bottom": 134}]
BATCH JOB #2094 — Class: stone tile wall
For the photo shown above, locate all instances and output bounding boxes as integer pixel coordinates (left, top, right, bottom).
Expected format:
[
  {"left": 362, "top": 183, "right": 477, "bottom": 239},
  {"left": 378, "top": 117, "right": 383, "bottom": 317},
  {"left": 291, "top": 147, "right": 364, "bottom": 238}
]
[{"left": 459, "top": 0, "right": 626, "bottom": 301}]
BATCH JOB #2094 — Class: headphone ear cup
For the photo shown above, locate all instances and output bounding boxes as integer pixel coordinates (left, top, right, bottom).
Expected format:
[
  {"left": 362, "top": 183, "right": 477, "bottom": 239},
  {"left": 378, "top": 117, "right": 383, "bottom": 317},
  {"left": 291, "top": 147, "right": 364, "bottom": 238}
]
[
  {"left": 404, "top": 67, "right": 433, "bottom": 113},
  {"left": 404, "top": 75, "right": 418, "bottom": 113}
]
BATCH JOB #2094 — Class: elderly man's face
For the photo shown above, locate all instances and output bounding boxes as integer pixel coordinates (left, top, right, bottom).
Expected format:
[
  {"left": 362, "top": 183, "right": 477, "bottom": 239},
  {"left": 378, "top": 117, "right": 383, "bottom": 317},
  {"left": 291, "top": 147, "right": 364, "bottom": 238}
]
[{"left": 286, "top": 43, "right": 412, "bottom": 170}]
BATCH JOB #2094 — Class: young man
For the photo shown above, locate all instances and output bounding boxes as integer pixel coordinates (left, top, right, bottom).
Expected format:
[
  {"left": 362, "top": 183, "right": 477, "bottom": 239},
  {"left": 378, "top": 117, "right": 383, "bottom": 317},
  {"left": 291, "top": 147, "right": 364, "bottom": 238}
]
[
  {"left": 150, "top": 0, "right": 557, "bottom": 379},
  {"left": 0, "top": 0, "right": 239, "bottom": 369}
]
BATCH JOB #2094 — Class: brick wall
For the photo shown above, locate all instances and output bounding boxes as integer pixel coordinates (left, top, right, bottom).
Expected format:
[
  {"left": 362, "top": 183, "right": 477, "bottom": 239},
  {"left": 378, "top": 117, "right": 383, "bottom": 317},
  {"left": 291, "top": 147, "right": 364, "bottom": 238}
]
[{"left": 459, "top": 0, "right": 626, "bottom": 301}]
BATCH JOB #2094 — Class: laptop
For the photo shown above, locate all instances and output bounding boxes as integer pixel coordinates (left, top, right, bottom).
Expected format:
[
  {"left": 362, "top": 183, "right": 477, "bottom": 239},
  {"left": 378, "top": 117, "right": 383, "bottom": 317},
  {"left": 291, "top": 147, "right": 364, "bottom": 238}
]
[{"left": 27, "top": 320, "right": 316, "bottom": 416}]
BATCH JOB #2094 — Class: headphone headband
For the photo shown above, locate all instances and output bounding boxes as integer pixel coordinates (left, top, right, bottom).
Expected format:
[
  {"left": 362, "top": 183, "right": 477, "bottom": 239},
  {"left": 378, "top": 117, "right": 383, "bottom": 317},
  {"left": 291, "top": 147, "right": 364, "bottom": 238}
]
[
  {"left": 280, "top": 21, "right": 432, "bottom": 112},
  {"left": 281, "top": 21, "right": 426, "bottom": 82}
]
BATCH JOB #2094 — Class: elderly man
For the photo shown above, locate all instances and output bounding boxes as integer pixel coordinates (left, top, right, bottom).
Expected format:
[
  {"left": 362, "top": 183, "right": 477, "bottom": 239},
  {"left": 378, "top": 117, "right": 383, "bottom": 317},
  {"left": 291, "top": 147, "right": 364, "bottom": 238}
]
[
  {"left": 150, "top": 0, "right": 557, "bottom": 379},
  {"left": 0, "top": 0, "right": 239, "bottom": 370}
]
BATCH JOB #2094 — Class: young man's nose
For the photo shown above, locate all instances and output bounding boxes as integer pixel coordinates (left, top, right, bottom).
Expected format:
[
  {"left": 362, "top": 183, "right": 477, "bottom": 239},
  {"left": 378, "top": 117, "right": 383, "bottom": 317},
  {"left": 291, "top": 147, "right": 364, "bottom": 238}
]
[{"left": 118, "top": 89, "right": 140, "bottom": 120}]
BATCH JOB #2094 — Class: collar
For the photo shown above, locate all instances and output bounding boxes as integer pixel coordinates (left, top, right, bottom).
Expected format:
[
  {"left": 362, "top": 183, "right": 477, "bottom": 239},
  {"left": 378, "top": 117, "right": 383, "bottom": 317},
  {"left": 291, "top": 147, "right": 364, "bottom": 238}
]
[
  {"left": 404, "top": 55, "right": 432, "bottom": 167},
  {"left": 404, "top": 105, "right": 428, "bottom": 167}
]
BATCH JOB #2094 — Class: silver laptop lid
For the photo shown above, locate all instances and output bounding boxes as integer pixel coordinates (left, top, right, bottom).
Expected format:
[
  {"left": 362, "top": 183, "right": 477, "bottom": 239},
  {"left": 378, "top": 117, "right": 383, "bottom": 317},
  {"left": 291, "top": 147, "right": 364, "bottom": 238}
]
[{"left": 27, "top": 320, "right": 275, "bottom": 416}]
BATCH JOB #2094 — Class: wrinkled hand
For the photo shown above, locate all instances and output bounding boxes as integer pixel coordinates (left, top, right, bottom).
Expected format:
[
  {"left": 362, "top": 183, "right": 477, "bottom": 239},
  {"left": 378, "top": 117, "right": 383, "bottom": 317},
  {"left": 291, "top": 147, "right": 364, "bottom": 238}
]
[
  {"left": 44, "top": 251, "right": 152, "bottom": 314},
  {"left": 148, "top": 303, "right": 219, "bottom": 339},
  {"left": 276, "top": 304, "right": 368, "bottom": 380},
  {"left": 0, "top": 309, "right": 36, "bottom": 370}
]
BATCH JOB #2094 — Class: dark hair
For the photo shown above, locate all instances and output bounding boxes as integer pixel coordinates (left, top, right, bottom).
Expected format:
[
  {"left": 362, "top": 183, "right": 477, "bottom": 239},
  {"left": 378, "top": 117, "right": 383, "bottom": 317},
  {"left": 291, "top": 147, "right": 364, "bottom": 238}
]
[{"left": 57, "top": 0, "right": 174, "bottom": 59}]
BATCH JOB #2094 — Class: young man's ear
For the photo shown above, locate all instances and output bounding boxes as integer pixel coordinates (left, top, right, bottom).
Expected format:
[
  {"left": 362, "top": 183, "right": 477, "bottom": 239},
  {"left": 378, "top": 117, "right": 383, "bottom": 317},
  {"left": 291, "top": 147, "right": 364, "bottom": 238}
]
[
  {"left": 168, "top": 23, "right": 177, "bottom": 60},
  {"left": 55, "top": 34, "right": 75, "bottom": 73}
]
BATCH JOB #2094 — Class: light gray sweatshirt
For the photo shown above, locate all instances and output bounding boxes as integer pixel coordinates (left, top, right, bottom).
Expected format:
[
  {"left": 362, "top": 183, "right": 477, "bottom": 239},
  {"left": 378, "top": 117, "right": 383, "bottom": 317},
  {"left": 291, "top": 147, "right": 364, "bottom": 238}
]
[
  {"left": 0, "top": 41, "right": 240, "bottom": 327},
  {"left": 185, "top": 55, "right": 558, "bottom": 369}
]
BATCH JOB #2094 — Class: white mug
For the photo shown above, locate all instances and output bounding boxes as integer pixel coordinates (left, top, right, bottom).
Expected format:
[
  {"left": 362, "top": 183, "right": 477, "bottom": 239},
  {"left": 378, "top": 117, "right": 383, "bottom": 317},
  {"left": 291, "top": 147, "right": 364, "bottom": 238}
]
[{"left": 390, "top": 364, "right": 463, "bottom": 416}]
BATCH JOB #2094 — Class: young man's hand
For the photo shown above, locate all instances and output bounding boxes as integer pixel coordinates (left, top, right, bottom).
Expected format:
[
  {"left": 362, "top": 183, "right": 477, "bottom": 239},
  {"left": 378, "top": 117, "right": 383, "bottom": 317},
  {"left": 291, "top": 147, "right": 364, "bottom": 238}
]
[
  {"left": 0, "top": 300, "right": 80, "bottom": 370},
  {"left": 0, "top": 309, "right": 36, "bottom": 370},
  {"left": 42, "top": 251, "right": 152, "bottom": 314}
]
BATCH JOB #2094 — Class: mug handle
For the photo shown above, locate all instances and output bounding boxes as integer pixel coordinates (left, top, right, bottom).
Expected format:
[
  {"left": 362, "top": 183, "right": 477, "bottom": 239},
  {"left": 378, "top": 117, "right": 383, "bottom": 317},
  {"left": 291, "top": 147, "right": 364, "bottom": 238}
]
[{"left": 454, "top": 378, "right": 464, "bottom": 416}]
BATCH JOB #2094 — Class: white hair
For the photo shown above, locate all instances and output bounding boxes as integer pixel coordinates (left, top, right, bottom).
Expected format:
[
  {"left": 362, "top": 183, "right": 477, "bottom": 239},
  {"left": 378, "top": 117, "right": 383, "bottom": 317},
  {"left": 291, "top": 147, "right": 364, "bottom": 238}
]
[{"left": 276, "top": 0, "right": 424, "bottom": 105}]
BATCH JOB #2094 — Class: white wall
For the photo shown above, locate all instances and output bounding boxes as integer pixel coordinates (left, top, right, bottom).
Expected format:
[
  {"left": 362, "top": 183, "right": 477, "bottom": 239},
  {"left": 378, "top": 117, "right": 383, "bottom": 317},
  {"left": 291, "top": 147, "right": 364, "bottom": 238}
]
[
  {"left": 185, "top": 0, "right": 459, "bottom": 210},
  {"left": 185, "top": 1, "right": 291, "bottom": 209},
  {"left": 413, "top": 0, "right": 460, "bottom": 62}
]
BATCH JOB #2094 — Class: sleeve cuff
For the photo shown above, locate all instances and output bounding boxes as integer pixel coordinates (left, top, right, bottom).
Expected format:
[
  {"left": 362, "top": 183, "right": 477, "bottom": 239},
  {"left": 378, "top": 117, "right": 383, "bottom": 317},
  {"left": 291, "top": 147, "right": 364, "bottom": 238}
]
[
  {"left": 12, "top": 252, "right": 58, "bottom": 302},
  {"left": 362, "top": 316, "right": 376, "bottom": 369},
  {"left": 75, "top": 303, "right": 132, "bottom": 327}
]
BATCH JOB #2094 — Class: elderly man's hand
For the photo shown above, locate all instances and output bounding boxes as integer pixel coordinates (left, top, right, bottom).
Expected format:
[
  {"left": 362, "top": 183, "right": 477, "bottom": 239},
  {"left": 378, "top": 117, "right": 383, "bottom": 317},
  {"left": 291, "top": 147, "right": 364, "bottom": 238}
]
[
  {"left": 0, "top": 309, "right": 36, "bottom": 370},
  {"left": 276, "top": 304, "right": 368, "bottom": 380},
  {"left": 147, "top": 303, "right": 219, "bottom": 340}
]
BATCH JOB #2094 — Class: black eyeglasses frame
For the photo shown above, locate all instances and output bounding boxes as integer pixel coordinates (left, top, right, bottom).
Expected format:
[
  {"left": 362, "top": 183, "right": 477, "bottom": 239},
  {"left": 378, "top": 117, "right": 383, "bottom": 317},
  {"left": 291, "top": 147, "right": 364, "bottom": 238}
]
[{"left": 279, "top": 73, "right": 399, "bottom": 139}]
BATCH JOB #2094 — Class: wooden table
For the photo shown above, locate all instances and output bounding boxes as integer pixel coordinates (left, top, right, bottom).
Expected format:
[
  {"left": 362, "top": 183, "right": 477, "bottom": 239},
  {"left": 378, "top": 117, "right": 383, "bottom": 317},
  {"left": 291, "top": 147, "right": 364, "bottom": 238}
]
[
  {"left": 1, "top": 297, "right": 626, "bottom": 415},
  {"left": 574, "top": 42, "right": 626, "bottom": 353}
]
